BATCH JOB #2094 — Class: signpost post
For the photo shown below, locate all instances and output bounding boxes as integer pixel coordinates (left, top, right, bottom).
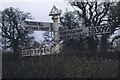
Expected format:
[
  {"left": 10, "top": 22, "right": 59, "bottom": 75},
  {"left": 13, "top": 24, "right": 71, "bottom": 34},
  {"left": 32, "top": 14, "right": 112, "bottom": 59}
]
[{"left": 49, "top": 5, "right": 61, "bottom": 53}]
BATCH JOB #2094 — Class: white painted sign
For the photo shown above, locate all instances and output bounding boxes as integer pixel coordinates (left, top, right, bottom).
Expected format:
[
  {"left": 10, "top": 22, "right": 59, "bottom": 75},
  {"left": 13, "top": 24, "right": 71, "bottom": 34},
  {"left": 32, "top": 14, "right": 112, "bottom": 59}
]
[
  {"left": 21, "top": 41, "right": 62, "bottom": 56},
  {"left": 92, "top": 25, "right": 111, "bottom": 35},
  {"left": 22, "top": 46, "right": 53, "bottom": 56},
  {"left": 59, "top": 27, "right": 89, "bottom": 39},
  {"left": 24, "top": 21, "right": 52, "bottom": 31},
  {"left": 59, "top": 25, "right": 111, "bottom": 40}
]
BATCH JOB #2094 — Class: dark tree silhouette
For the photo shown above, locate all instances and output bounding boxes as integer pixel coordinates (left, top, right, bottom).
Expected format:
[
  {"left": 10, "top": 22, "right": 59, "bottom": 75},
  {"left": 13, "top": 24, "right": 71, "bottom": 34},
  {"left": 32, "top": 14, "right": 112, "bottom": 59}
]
[
  {"left": 108, "top": 1, "right": 120, "bottom": 52},
  {"left": 60, "top": 11, "right": 80, "bottom": 29},
  {"left": 2, "top": 7, "right": 34, "bottom": 57},
  {"left": 69, "top": 2, "right": 111, "bottom": 53},
  {"left": 43, "top": 31, "right": 53, "bottom": 44},
  {"left": 109, "top": 2, "right": 120, "bottom": 32}
]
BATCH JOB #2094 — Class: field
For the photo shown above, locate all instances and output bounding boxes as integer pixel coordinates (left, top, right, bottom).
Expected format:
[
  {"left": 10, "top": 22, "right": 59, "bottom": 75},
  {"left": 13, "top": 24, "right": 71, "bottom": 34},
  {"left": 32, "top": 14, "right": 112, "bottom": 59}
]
[{"left": 2, "top": 51, "right": 119, "bottom": 78}]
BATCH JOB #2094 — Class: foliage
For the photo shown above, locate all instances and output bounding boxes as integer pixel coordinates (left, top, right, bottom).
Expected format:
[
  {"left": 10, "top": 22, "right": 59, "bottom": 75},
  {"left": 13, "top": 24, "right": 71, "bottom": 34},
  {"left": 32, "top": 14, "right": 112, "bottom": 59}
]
[
  {"left": 60, "top": 2, "right": 120, "bottom": 53},
  {"left": 108, "top": 1, "right": 120, "bottom": 49},
  {"left": 43, "top": 31, "right": 53, "bottom": 44},
  {"left": 2, "top": 7, "right": 35, "bottom": 54},
  {"left": 60, "top": 10, "right": 81, "bottom": 29},
  {"left": 108, "top": 1, "right": 120, "bottom": 33}
]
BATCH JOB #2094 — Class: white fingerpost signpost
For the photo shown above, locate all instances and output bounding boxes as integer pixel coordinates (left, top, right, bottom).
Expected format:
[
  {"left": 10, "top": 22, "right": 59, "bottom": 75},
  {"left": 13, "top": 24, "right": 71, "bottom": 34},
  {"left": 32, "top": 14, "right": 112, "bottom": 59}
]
[
  {"left": 49, "top": 5, "right": 61, "bottom": 53},
  {"left": 21, "top": 5, "right": 112, "bottom": 57},
  {"left": 21, "top": 5, "right": 62, "bottom": 56}
]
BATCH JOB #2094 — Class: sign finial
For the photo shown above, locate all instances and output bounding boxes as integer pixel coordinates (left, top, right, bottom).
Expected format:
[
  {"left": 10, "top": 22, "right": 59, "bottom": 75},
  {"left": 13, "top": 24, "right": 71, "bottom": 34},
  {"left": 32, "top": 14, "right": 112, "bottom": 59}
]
[{"left": 49, "top": 5, "right": 61, "bottom": 16}]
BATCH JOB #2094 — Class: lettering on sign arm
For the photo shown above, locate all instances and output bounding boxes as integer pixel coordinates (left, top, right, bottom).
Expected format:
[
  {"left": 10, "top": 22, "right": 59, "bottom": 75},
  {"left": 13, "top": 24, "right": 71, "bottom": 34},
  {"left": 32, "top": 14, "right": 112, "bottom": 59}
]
[{"left": 92, "top": 25, "right": 111, "bottom": 35}]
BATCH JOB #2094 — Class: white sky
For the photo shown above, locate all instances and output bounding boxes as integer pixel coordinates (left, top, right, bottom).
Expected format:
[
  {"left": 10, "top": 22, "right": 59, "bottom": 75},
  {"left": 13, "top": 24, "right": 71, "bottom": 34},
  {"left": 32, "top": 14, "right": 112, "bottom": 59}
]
[
  {"left": 1, "top": 0, "right": 119, "bottom": 42},
  {"left": 0, "top": 0, "right": 73, "bottom": 22},
  {"left": 0, "top": 0, "right": 74, "bottom": 42}
]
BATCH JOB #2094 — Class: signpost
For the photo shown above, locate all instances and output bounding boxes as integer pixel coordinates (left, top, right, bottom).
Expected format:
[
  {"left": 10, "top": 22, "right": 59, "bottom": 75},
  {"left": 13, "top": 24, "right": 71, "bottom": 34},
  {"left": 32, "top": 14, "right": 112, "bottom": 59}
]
[
  {"left": 59, "top": 27, "right": 89, "bottom": 40},
  {"left": 21, "top": 5, "right": 112, "bottom": 57},
  {"left": 49, "top": 5, "right": 61, "bottom": 53},
  {"left": 92, "top": 25, "right": 111, "bottom": 35},
  {"left": 59, "top": 25, "right": 111, "bottom": 40},
  {"left": 22, "top": 45, "right": 53, "bottom": 56},
  {"left": 24, "top": 21, "right": 52, "bottom": 31},
  {"left": 22, "top": 5, "right": 62, "bottom": 56}
]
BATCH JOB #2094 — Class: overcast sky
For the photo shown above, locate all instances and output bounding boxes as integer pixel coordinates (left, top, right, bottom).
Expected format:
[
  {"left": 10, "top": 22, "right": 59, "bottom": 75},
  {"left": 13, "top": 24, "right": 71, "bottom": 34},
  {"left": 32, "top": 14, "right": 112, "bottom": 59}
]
[
  {"left": 0, "top": 0, "right": 74, "bottom": 42},
  {"left": 1, "top": 0, "right": 119, "bottom": 42},
  {"left": 1, "top": 0, "right": 73, "bottom": 22}
]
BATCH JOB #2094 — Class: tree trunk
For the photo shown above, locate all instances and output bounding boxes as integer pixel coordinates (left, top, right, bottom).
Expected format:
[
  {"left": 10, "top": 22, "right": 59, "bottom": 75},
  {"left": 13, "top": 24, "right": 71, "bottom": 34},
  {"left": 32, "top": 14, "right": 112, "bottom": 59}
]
[
  {"left": 13, "top": 39, "right": 19, "bottom": 59},
  {"left": 87, "top": 36, "right": 97, "bottom": 55},
  {"left": 100, "top": 34, "right": 108, "bottom": 53}
]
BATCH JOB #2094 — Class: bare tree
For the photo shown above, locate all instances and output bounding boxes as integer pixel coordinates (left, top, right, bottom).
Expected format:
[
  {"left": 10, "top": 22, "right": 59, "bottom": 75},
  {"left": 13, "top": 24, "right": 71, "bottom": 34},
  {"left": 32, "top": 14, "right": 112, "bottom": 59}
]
[{"left": 70, "top": 2, "right": 111, "bottom": 53}]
